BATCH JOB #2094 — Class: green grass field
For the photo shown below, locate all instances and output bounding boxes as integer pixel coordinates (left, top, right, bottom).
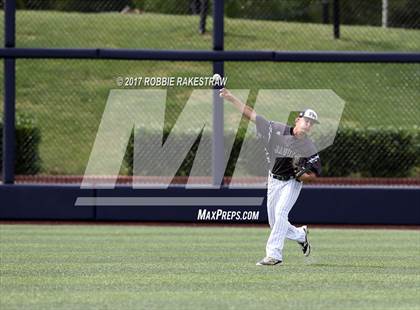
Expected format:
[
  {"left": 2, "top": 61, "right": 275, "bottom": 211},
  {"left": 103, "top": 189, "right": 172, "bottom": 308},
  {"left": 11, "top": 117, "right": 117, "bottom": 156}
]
[
  {"left": 0, "top": 11, "right": 419, "bottom": 174},
  {"left": 1, "top": 224, "right": 419, "bottom": 309}
]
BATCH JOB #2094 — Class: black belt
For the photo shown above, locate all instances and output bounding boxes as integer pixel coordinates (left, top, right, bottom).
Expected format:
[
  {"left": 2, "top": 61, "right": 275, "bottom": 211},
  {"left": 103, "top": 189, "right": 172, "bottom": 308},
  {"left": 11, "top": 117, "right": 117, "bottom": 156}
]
[{"left": 269, "top": 171, "right": 295, "bottom": 181}]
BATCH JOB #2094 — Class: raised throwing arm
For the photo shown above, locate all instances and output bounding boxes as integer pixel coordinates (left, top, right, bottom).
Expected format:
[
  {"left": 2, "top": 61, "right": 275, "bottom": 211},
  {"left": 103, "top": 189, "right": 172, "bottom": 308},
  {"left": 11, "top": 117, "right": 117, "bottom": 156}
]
[{"left": 219, "top": 88, "right": 256, "bottom": 123}]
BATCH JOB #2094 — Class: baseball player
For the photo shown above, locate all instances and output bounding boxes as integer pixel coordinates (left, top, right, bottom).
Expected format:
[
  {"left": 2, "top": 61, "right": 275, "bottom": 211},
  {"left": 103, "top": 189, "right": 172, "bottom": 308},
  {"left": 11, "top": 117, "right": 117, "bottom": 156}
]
[{"left": 219, "top": 88, "right": 321, "bottom": 266}]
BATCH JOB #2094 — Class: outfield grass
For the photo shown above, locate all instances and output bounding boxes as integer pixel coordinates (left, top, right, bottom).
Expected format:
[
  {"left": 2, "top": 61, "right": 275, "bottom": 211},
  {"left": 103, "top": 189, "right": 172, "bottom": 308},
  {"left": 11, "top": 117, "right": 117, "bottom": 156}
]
[
  {"left": 1, "top": 224, "right": 419, "bottom": 309},
  {"left": 0, "top": 11, "right": 419, "bottom": 174}
]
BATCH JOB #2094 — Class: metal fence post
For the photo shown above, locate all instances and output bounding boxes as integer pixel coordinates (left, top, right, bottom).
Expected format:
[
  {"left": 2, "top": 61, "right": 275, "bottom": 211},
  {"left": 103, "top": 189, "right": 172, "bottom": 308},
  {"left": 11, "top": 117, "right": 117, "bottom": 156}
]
[
  {"left": 212, "top": 0, "right": 224, "bottom": 187},
  {"left": 382, "top": 0, "right": 388, "bottom": 28},
  {"left": 333, "top": 0, "right": 340, "bottom": 39},
  {"left": 3, "top": 0, "right": 16, "bottom": 184},
  {"left": 322, "top": 0, "right": 329, "bottom": 24}
]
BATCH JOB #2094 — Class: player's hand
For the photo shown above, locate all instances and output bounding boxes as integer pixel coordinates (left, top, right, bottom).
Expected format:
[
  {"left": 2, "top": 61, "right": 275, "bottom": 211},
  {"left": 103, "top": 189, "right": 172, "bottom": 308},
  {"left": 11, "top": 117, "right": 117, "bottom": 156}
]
[
  {"left": 219, "top": 88, "right": 234, "bottom": 102},
  {"left": 297, "top": 172, "right": 316, "bottom": 183}
]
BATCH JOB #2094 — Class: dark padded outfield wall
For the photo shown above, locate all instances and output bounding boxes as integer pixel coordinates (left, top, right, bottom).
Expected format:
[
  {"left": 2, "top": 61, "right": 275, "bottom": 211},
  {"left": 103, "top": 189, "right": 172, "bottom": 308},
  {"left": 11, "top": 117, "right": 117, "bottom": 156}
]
[
  {"left": 0, "top": 185, "right": 95, "bottom": 220},
  {"left": 1, "top": 1, "right": 420, "bottom": 226},
  {"left": 0, "top": 185, "right": 419, "bottom": 224}
]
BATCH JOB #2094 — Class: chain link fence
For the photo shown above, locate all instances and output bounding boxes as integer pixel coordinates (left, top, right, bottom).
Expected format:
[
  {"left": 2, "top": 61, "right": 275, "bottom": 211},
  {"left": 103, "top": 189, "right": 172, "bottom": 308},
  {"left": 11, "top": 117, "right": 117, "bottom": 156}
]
[
  {"left": 12, "top": 60, "right": 212, "bottom": 177},
  {"left": 225, "top": 62, "right": 420, "bottom": 182},
  {"left": 10, "top": 0, "right": 213, "bottom": 49},
  {"left": 224, "top": 0, "right": 420, "bottom": 51},
  {"left": 224, "top": 0, "right": 419, "bottom": 28},
  {"left": 1, "top": 0, "right": 418, "bottom": 51},
  {"left": 1, "top": 0, "right": 419, "bottom": 185},
  {"left": 0, "top": 63, "right": 3, "bottom": 183}
]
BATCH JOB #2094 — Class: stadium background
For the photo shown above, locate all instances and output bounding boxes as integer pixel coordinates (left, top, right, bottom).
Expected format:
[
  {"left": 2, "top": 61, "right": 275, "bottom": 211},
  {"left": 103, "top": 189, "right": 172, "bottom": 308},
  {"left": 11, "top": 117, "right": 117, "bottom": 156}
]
[
  {"left": 0, "top": 1, "right": 419, "bottom": 309},
  {"left": 0, "top": 0, "right": 419, "bottom": 223}
]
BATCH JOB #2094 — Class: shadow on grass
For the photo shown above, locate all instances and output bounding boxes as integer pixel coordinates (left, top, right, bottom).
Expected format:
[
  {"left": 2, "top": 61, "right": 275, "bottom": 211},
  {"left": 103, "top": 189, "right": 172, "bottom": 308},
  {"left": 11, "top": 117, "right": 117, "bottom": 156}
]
[
  {"left": 339, "top": 37, "right": 397, "bottom": 50},
  {"left": 224, "top": 32, "right": 259, "bottom": 40}
]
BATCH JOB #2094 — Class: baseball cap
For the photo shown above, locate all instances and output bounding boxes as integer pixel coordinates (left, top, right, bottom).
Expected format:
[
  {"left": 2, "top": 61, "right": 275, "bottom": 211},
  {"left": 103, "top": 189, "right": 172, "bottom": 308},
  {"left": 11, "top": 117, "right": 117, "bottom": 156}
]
[{"left": 299, "top": 109, "right": 320, "bottom": 124}]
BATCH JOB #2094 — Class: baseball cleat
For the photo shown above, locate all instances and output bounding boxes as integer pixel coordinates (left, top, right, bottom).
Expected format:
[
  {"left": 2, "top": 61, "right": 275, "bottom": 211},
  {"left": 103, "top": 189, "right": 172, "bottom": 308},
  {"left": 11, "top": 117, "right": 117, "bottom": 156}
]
[
  {"left": 298, "top": 225, "right": 311, "bottom": 257},
  {"left": 256, "top": 257, "right": 283, "bottom": 266}
]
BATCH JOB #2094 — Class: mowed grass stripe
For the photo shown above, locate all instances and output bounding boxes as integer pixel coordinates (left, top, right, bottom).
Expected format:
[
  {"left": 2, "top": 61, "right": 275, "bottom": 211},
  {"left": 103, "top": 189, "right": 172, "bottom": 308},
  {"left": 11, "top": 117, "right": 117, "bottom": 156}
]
[{"left": 1, "top": 225, "right": 419, "bottom": 310}]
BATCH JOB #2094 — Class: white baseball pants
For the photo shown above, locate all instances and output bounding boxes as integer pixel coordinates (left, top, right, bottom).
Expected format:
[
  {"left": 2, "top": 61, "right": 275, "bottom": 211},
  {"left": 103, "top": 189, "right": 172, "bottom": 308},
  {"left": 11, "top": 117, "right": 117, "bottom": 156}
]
[{"left": 265, "top": 175, "right": 306, "bottom": 261}]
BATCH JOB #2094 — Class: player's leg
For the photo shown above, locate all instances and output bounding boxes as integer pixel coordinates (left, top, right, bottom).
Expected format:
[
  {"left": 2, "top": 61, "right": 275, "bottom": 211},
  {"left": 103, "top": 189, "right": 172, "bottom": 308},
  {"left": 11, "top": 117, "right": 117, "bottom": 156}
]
[
  {"left": 265, "top": 180, "right": 302, "bottom": 261},
  {"left": 270, "top": 178, "right": 305, "bottom": 242},
  {"left": 282, "top": 195, "right": 310, "bottom": 255},
  {"left": 283, "top": 209, "right": 310, "bottom": 256},
  {"left": 266, "top": 175, "right": 278, "bottom": 229},
  {"left": 285, "top": 223, "right": 305, "bottom": 242}
]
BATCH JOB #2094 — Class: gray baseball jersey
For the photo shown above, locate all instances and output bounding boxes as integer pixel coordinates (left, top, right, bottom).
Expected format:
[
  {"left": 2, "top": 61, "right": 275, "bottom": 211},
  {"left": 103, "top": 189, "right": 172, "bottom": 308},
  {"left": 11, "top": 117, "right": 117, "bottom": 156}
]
[{"left": 255, "top": 115, "right": 321, "bottom": 177}]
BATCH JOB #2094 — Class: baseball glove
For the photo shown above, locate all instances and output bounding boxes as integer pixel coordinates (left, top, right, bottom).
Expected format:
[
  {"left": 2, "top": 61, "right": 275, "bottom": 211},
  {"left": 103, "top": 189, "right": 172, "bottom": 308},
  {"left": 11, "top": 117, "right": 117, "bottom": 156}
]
[{"left": 293, "top": 155, "right": 320, "bottom": 179}]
